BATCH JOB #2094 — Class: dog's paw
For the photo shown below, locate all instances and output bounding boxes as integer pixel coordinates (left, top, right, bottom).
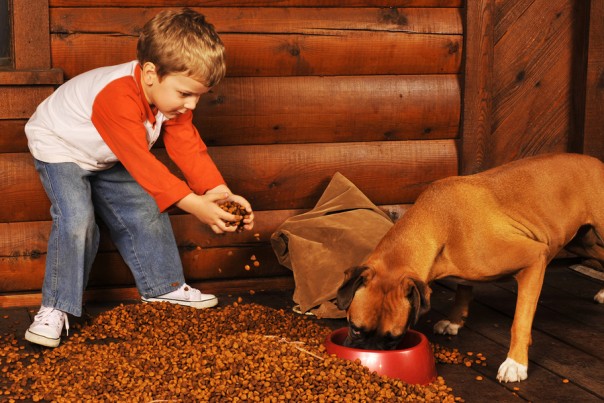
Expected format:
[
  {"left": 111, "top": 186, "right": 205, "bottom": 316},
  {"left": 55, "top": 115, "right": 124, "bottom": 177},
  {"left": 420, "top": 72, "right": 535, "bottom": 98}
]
[
  {"left": 433, "top": 320, "right": 461, "bottom": 335},
  {"left": 595, "top": 289, "right": 604, "bottom": 304},
  {"left": 497, "top": 358, "right": 528, "bottom": 383}
]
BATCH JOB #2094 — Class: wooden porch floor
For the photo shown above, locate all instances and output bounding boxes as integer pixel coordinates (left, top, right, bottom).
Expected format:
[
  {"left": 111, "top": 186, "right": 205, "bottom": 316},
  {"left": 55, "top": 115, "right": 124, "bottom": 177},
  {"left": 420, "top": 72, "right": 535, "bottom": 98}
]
[{"left": 1, "top": 259, "right": 602, "bottom": 402}]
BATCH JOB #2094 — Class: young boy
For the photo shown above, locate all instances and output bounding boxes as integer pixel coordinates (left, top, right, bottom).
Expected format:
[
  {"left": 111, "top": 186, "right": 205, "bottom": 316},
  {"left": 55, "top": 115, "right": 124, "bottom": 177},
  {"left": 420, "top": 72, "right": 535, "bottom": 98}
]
[{"left": 23, "top": 8, "right": 253, "bottom": 348}]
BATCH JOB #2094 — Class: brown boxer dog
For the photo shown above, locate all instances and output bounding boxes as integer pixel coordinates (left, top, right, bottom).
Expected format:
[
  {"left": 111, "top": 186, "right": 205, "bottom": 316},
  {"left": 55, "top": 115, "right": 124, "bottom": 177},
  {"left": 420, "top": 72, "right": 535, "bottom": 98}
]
[{"left": 336, "top": 153, "right": 604, "bottom": 383}]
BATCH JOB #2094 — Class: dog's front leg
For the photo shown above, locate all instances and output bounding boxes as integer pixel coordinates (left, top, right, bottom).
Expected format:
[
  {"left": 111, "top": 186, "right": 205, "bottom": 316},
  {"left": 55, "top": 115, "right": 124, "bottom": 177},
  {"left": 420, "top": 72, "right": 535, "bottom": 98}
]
[
  {"left": 434, "top": 283, "right": 473, "bottom": 335},
  {"left": 497, "top": 258, "right": 547, "bottom": 383}
]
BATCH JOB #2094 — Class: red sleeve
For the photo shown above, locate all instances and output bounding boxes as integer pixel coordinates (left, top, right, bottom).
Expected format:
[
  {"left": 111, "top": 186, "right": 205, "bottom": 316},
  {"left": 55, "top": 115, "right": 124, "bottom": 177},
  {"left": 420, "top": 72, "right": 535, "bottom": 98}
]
[
  {"left": 162, "top": 111, "right": 225, "bottom": 195},
  {"left": 91, "top": 80, "right": 192, "bottom": 212}
]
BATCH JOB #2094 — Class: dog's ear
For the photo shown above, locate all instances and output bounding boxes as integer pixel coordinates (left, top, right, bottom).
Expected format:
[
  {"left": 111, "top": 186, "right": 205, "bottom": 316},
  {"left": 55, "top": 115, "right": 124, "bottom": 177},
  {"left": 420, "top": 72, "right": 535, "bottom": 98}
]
[
  {"left": 336, "top": 265, "right": 372, "bottom": 310},
  {"left": 402, "top": 277, "right": 432, "bottom": 325}
]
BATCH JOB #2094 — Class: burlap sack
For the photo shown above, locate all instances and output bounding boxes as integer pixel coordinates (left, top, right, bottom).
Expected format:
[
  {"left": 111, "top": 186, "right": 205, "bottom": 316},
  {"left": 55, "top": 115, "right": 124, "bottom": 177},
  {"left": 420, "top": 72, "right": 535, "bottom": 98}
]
[{"left": 270, "top": 172, "right": 394, "bottom": 318}]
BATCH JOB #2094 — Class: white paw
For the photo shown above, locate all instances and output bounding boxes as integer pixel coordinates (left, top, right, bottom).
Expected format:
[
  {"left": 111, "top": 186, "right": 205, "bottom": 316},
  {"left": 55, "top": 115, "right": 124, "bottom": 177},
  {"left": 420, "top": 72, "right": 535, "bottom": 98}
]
[
  {"left": 433, "top": 320, "right": 461, "bottom": 335},
  {"left": 595, "top": 289, "right": 604, "bottom": 304},
  {"left": 497, "top": 357, "right": 528, "bottom": 383}
]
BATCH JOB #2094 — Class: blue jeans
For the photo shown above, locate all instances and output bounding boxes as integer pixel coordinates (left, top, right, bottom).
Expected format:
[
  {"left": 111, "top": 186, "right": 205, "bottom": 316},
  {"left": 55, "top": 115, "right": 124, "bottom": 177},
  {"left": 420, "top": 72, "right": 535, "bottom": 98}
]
[{"left": 35, "top": 159, "right": 186, "bottom": 316}]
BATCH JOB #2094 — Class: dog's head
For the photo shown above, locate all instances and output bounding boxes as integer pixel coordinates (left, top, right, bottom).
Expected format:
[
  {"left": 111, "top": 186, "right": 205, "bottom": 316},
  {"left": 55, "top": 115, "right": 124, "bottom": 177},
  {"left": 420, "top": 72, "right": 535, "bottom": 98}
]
[{"left": 336, "top": 265, "right": 431, "bottom": 350}]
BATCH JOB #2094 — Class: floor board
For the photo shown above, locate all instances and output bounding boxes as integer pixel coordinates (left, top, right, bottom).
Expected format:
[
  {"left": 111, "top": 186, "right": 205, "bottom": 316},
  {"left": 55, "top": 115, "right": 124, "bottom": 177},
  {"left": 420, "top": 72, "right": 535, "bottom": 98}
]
[{"left": 1, "top": 261, "right": 602, "bottom": 402}]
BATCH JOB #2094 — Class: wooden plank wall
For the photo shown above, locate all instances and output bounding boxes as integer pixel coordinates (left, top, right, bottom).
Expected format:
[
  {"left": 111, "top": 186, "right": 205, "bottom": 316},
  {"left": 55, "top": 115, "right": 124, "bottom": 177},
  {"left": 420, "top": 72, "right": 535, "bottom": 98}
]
[
  {"left": 0, "top": 0, "right": 464, "bottom": 305},
  {"left": 461, "top": 0, "right": 592, "bottom": 173},
  {"left": 583, "top": 0, "right": 604, "bottom": 161}
]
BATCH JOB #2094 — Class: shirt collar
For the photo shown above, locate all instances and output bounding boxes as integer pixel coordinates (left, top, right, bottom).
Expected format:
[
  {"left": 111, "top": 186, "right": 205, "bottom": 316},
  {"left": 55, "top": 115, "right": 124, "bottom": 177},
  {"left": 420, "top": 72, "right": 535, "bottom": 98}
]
[{"left": 134, "top": 63, "right": 157, "bottom": 126}]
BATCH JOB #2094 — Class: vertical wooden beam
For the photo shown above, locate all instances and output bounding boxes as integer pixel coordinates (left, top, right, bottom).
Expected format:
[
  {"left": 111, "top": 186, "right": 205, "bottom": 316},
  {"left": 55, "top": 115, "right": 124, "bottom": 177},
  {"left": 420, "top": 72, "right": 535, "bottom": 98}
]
[
  {"left": 460, "top": 0, "right": 494, "bottom": 175},
  {"left": 11, "top": 0, "right": 51, "bottom": 69},
  {"left": 583, "top": 0, "right": 604, "bottom": 160}
]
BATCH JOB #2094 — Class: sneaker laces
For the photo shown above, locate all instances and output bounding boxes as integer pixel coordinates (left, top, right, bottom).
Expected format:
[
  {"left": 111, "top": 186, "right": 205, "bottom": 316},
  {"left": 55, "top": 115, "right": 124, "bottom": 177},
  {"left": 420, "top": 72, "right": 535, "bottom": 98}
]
[
  {"left": 183, "top": 285, "right": 202, "bottom": 301},
  {"left": 35, "top": 306, "right": 70, "bottom": 336}
]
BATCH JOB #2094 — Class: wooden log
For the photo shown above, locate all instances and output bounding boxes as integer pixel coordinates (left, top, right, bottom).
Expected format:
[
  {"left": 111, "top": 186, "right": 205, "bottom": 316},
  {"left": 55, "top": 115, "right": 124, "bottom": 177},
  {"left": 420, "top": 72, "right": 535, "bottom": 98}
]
[
  {"left": 0, "top": 140, "right": 457, "bottom": 222},
  {"left": 0, "top": 213, "right": 287, "bottom": 294},
  {"left": 0, "top": 120, "right": 28, "bottom": 153},
  {"left": 2, "top": 75, "right": 461, "bottom": 151},
  {"left": 0, "top": 202, "right": 409, "bottom": 294},
  {"left": 51, "top": 32, "right": 462, "bottom": 79},
  {"left": 0, "top": 276, "right": 296, "bottom": 309},
  {"left": 210, "top": 140, "right": 457, "bottom": 210},
  {"left": 49, "top": 0, "right": 463, "bottom": 7},
  {"left": 0, "top": 245, "right": 290, "bottom": 293},
  {"left": 0, "top": 69, "right": 63, "bottom": 85},
  {"left": 196, "top": 75, "right": 461, "bottom": 145},
  {"left": 0, "top": 87, "right": 55, "bottom": 119},
  {"left": 0, "top": 154, "right": 49, "bottom": 223},
  {"left": 50, "top": 7, "right": 462, "bottom": 35},
  {"left": 0, "top": 211, "right": 296, "bottom": 259},
  {"left": 0, "top": 204, "right": 410, "bottom": 259}
]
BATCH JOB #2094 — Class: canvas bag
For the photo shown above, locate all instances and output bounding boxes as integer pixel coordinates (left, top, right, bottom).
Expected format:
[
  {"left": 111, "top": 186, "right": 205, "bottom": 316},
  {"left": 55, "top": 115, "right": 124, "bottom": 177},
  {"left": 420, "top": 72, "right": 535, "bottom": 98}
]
[{"left": 270, "top": 172, "right": 394, "bottom": 318}]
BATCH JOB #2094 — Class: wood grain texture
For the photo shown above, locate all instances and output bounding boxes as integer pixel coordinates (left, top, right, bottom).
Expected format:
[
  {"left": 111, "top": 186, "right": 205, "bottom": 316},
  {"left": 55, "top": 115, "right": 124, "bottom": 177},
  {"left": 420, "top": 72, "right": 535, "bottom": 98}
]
[
  {"left": 460, "top": 0, "right": 493, "bottom": 175},
  {"left": 0, "top": 69, "right": 64, "bottom": 85},
  {"left": 209, "top": 141, "right": 458, "bottom": 210},
  {"left": 49, "top": 0, "right": 463, "bottom": 7},
  {"left": 0, "top": 204, "right": 410, "bottom": 258},
  {"left": 0, "top": 276, "right": 296, "bottom": 308},
  {"left": 50, "top": 7, "right": 463, "bottom": 35},
  {"left": 489, "top": 0, "right": 577, "bottom": 166},
  {"left": 0, "top": 87, "right": 55, "bottom": 119},
  {"left": 0, "top": 141, "right": 456, "bottom": 222},
  {"left": 196, "top": 75, "right": 461, "bottom": 146},
  {"left": 583, "top": 0, "right": 604, "bottom": 160},
  {"left": 0, "top": 75, "right": 460, "bottom": 152},
  {"left": 0, "top": 120, "right": 28, "bottom": 153},
  {"left": 12, "top": 0, "right": 51, "bottom": 69},
  {"left": 0, "top": 204, "right": 409, "bottom": 294},
  {"left": 0, "top": 244, "right": 290, "bottom": 292},
  {"left": 51, "top": 32, "right": 462, "bottom": 80}
]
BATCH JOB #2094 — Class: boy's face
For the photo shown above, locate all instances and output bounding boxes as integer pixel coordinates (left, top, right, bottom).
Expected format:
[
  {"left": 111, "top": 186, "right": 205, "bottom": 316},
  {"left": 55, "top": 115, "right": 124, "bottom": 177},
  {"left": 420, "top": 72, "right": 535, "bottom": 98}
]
[{"left": 141, "top": 62, "right": 210, "bottom": 119}]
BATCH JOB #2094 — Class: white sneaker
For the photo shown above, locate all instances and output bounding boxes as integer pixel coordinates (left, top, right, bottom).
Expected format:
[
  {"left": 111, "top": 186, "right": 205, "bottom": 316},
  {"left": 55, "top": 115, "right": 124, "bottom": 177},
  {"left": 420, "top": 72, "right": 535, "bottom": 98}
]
[
  {"left": 25, "top": 306, "right": 69, "bottom": 348},
  {"left": 141, "top": 283, "right": 218, "bottom": 309}
]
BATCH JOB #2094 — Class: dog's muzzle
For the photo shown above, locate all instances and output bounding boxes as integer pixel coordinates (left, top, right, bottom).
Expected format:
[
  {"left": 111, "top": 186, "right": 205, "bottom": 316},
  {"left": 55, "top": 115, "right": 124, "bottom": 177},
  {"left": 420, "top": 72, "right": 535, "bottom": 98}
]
[{"left": 343, "top": 330, "right": 404, "bottom": 351}]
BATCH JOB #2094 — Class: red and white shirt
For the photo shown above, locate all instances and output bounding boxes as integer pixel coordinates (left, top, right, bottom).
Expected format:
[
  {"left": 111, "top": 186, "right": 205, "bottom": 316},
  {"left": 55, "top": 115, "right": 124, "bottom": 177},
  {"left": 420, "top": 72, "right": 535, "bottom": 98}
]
[{"left": 25, "top": 60, "right": 225, "bottom": 211}]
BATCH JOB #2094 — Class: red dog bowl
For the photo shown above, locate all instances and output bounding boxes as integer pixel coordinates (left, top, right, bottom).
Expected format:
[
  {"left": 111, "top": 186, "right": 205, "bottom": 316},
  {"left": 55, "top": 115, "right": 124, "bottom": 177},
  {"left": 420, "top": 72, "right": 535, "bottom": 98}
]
[{"left": 324, "top": 327, "right": 437, "bottom": 385}]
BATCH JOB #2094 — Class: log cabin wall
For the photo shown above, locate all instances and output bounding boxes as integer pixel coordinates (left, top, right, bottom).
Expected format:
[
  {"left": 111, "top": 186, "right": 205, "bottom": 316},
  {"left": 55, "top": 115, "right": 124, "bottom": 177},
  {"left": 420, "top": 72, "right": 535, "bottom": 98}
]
[
  {"left": 0, "top": 0, "right": 601, "bottom": 307},
  {"left": 462, "top": 0, "right": 601, "bottom": 173}
]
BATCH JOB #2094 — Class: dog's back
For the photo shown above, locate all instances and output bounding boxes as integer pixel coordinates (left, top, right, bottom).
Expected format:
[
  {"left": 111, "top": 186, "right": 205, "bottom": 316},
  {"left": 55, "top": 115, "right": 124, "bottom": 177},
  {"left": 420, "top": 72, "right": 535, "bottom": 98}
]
[{"left": 372, "top": 153, "right": 604, "bottom": 281}]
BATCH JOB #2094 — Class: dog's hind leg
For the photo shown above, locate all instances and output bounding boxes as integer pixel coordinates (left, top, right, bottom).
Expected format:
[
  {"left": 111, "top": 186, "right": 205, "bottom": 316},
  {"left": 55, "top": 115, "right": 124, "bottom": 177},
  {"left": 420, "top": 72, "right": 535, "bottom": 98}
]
[
  {"left": 434, "top": 283, "right": 473, "bottom": 335},
  {"left": 565, "top": 225, "right": 604, "bottom": 303}
]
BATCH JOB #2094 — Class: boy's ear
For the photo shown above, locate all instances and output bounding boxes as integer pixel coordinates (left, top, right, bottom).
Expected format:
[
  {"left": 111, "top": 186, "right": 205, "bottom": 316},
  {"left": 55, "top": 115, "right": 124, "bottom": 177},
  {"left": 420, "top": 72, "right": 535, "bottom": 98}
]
[{"left": 141, "top": 62, "right": 158, "bottom": 85}]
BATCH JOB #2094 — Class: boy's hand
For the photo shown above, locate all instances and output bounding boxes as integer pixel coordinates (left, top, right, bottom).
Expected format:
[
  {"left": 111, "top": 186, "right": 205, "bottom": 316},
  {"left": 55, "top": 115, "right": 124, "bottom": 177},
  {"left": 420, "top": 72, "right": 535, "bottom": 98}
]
[
  {"left": 176, "top": 187, "right": 254, "bottom": 234},
  {"left": 221, "top": 193, "right": 255, "bottom": 232}
]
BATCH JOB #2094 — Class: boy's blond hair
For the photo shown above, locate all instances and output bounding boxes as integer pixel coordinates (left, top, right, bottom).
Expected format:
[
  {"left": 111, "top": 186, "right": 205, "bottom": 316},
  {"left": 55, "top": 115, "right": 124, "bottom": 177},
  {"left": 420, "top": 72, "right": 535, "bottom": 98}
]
[{"left": 137, "top": 8, "right": 226, "bottom": 87}]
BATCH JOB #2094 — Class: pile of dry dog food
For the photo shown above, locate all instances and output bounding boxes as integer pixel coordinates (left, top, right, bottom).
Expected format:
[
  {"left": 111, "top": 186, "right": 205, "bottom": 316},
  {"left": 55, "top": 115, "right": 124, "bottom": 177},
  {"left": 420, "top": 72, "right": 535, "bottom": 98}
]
[{"left": 1, "top": 302, "right": 467, "bottom": 402}]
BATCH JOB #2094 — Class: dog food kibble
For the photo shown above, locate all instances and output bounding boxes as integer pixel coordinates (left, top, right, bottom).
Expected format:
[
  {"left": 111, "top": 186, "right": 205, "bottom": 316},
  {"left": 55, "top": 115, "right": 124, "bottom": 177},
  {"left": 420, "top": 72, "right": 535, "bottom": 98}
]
[
  {"left": 220, "top": 201, "right": 249, "bottom": 232},
  {"left": 1, "top": 303, "right": 463, "bottom": 401},
  {"left": 431, "top": 344, "right": 486, "bottom": 367}
]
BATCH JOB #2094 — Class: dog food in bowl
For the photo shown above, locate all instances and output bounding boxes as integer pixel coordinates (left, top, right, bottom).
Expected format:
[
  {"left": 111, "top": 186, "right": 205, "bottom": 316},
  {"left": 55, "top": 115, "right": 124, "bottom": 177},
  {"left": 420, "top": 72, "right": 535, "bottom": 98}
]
[{"left": 324, "top": 327, "right": 437, "bottom": 385}]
